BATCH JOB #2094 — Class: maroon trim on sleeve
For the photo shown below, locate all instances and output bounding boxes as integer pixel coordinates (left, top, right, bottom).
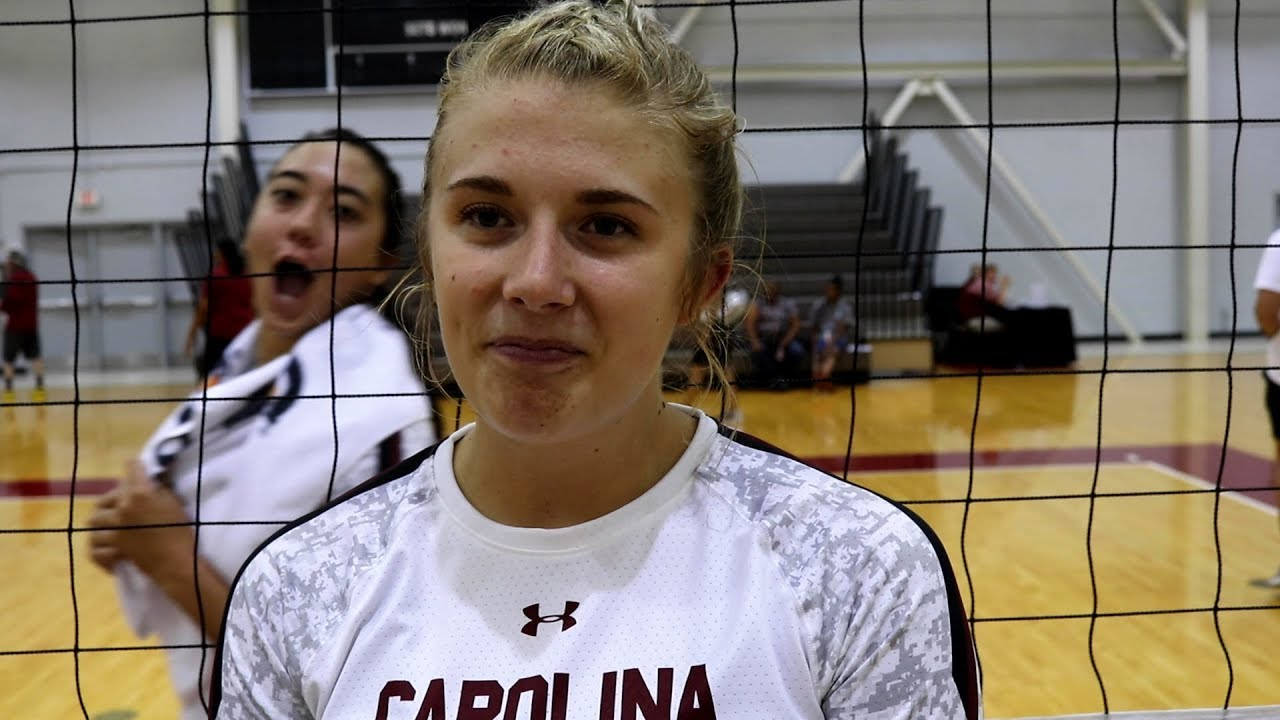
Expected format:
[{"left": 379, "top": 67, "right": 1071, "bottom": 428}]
[{"left": 377, "top": 431, "right": 403, "bottom": 472}]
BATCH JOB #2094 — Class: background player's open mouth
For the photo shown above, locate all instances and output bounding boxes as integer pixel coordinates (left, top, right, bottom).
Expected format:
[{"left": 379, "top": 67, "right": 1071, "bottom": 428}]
[{"left": 274, "top": 259, "right": 315, "bottom": 299}]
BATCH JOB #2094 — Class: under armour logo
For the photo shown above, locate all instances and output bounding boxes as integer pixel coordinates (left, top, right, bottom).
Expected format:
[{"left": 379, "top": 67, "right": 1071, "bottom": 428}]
[{"left": 522, "top": 601, "right": 580, "bottom": 637}]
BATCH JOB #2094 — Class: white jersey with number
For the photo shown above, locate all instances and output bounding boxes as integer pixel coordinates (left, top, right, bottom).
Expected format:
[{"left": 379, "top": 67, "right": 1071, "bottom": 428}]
[{"left": 213, "top": 408, "right": 979, "bottom": 720}]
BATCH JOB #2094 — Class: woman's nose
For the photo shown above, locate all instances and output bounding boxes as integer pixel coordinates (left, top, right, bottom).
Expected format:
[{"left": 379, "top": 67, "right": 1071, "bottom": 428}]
[
  {"left": 283, "top": 200, "right": 326, "bottom": 250},
  {"left": 502, "top": 220, "right": 575, "bottom": 312}
]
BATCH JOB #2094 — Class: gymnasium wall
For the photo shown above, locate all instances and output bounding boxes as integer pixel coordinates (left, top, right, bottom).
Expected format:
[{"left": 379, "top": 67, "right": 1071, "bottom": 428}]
[
  {"left": 1, "top": 0, "right": 1278, "bottom": 343},
  {"left": 0, "top": 1, "right": 211, "bottom": 235}
]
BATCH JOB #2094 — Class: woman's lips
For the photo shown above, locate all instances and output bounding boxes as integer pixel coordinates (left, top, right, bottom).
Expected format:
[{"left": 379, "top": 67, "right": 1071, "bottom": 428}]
[
  {"left": 489, "top": 336, "right": 585, "bottom": 367},
  {"left": 273, "top": 259, "right": 315, "bottom": 299}
]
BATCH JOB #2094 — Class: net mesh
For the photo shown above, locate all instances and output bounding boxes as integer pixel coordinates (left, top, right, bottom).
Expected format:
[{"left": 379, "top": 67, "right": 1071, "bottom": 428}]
[{"left": 1, "top": 1, "right": 1278, "bottom": 718}]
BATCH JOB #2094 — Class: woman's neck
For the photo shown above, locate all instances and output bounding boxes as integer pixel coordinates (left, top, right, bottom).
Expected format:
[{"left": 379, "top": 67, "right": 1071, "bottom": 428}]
[
  {"left": 452, "top": 396, "right": 698, "bottom": 529},
  {"left": 252, "top": 321, "right": 308, "bottom": 366}
]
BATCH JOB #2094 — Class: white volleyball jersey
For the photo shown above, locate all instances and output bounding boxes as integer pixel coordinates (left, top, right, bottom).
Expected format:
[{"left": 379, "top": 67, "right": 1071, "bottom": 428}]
[
  {"left": 120, "top": 304, "right": 437, "bottom": 720},
  {"left": 213, "top": 409, "right": 979, "bottom": 720}
]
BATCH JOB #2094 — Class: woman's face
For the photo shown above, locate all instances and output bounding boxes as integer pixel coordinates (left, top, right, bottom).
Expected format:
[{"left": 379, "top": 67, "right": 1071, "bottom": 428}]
[
  {"left": 244, "top": 140, "right": 390, "bottom": 345},
  {"left": 427, "top": 77, "right": 704, "bottom": 445}
]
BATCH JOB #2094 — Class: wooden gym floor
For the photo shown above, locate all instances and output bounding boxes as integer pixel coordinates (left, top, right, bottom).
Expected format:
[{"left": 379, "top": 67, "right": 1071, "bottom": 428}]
[{"left": 2, "top": 346, "right": 1278, "bottom": 719}]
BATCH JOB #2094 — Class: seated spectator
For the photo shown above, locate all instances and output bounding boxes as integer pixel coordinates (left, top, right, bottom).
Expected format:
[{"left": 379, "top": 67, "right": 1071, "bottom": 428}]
[
  {"left": 807, "top": 274, "right": 854, "bottom": 392},
  {"left": 957, "top": 263, "right": 1013, "bottom": 330},
  {"left": 744, "top": 280, "right": 803, "bottom": 388}
]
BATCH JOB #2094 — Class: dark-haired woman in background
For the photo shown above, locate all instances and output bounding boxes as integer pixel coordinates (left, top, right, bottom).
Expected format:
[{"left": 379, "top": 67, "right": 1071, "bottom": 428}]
[{"left": 87, "top": 128, "right": 435, "bottom": 720}]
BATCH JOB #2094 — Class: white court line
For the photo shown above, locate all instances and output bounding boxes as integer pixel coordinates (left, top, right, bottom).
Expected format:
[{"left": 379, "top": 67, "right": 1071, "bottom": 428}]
[
  {"left": 1009, "top": 705, "right": 1280, "bottom": 720},
  {"left": 1132, "top": 456, "right": 1278, "bottom": 518}
]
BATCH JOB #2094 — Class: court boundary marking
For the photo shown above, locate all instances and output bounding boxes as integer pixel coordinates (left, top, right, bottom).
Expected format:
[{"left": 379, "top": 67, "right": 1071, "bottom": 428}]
[
  {"left": 1138, "top": 459, "right": 1279, "bottom": 517},
  {"left": 3, "top": 443, "right": 1273, "bottom": 510},
  {"left": 841, "top": 457, "right": 1278, "bottom": 519},
  {"left": 805, "top": 443, "right": 1276, "bottom": 512}
]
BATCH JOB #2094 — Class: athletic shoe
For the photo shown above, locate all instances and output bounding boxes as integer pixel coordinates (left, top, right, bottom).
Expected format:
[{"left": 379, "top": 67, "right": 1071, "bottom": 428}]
[
  {"left": 1250, "top": 569, "right": 1280, "bottom": 589},
  {"left": 1, "top": 390, "right": 14, "bottom": 404},
  {"left": 32, "top": 387, "right": 46, "bottom": 403}
]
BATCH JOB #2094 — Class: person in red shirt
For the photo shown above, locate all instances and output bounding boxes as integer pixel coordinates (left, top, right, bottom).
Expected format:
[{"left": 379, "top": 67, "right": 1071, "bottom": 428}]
[
  {"left": 184, "top": 239, "right": 255, "bottom": 378},
  {"left": 1, "top": 249, "right": 44, "bottom": 402}
]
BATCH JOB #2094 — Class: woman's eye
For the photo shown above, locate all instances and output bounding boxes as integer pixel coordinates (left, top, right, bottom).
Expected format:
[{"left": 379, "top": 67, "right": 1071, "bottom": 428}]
[
  {"left": 335, "top": 205, "right": 359, "bottom": 222},
  {"left": 584, "top": 216, "right": 634, "bottom": 237},
  {"left": 461, "top": 205, "right": 509, "bottom": 229},
  {"left": 271, "top": 187, "right": 299, "bottom": 204}
]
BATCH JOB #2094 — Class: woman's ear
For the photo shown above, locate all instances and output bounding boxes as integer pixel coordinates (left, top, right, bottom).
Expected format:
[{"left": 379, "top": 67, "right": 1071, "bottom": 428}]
[{"left": 680, "top": 248, "right": 733, "bottom": 325}]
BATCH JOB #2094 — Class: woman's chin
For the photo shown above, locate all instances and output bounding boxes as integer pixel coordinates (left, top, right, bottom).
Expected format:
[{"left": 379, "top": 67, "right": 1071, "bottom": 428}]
[
  {"left": 264, "top": 289, "right": 319, "bottom": 321},
  {"left": 471, "top": 384, "right": 586, "bottom": 447},
  {"left": 257, "top": 305, "right": 324, "bottom": 345}
]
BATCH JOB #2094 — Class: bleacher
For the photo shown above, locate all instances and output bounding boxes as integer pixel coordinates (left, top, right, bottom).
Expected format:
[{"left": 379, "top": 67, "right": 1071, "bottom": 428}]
[{"left": 718, "top": 116, "right": 944, "bottom": 382}]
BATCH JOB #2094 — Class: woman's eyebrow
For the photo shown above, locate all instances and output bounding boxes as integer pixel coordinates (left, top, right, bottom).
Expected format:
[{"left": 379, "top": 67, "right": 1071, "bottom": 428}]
[
  {"left": 333, "top": 184, "right": 371, "bottom": 204},
  {"left": 445, "top": 176, "right": 657, "bottom": 215},
  {"left": 576, "top": 188, "right": 658, "bottom": 216},
  {"left": 267, "top": 169, "right": 306, "bottom": 185},
  {"left": 267, "top": 169, "right": 371, "bottom": 205},
  {"left": 445, "top": 175, "right": 513, "bottom": 196}
]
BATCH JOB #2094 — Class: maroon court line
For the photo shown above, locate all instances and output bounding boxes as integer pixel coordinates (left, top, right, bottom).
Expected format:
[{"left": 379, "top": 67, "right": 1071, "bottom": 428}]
[
  {"left": 2, "top": 444, "right": 1275, "bottom": 509},
  {"left": 0, "top": 478, "right": 117, "bottom": 499},
  {"left": 805, "top": 444, "right": 1276, "bottom": 510}
]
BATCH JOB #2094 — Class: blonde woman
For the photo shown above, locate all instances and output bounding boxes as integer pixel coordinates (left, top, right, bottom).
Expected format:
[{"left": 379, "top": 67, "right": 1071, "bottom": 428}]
[{"left": 213, "top": 4, "right": 978, "bottom": 718}]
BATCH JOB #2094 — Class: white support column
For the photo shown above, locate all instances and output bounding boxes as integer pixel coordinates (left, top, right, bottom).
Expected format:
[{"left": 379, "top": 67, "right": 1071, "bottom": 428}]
[
  {"left": 837, "top": 78, "right": 923, "bottom": 184},
  {"left": 211, "top": 0, "right": 241, "bottom": 160},
  {"left": 668, "top": 3, "right": 707, "bottom": 45},
  {"left": 1136, "top": 0, "right": 1189, "bottom": 59},
  {"left": 1182, "top": 0, "right": 1210, "bottom": 347},
  {"left": 929, "top": 78, "right": 1144, "bottom": 348}
]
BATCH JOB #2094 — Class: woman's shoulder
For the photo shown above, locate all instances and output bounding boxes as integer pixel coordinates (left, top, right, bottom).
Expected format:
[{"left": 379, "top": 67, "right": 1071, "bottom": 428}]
[
  {"left": 335, "top": 303, "right": 411, "bottom": 341},
  {"left": 701, "top": 431, "right": 945, "bottom": 570},
  {"left": 237, "top": 443, "right": 440, "bottom": 592},
  {"left": 321, "top": 305, "right": 425, "bottom": 384},
  {"left": 221, "top": 448, "right": 440, "bottom": 694}
]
